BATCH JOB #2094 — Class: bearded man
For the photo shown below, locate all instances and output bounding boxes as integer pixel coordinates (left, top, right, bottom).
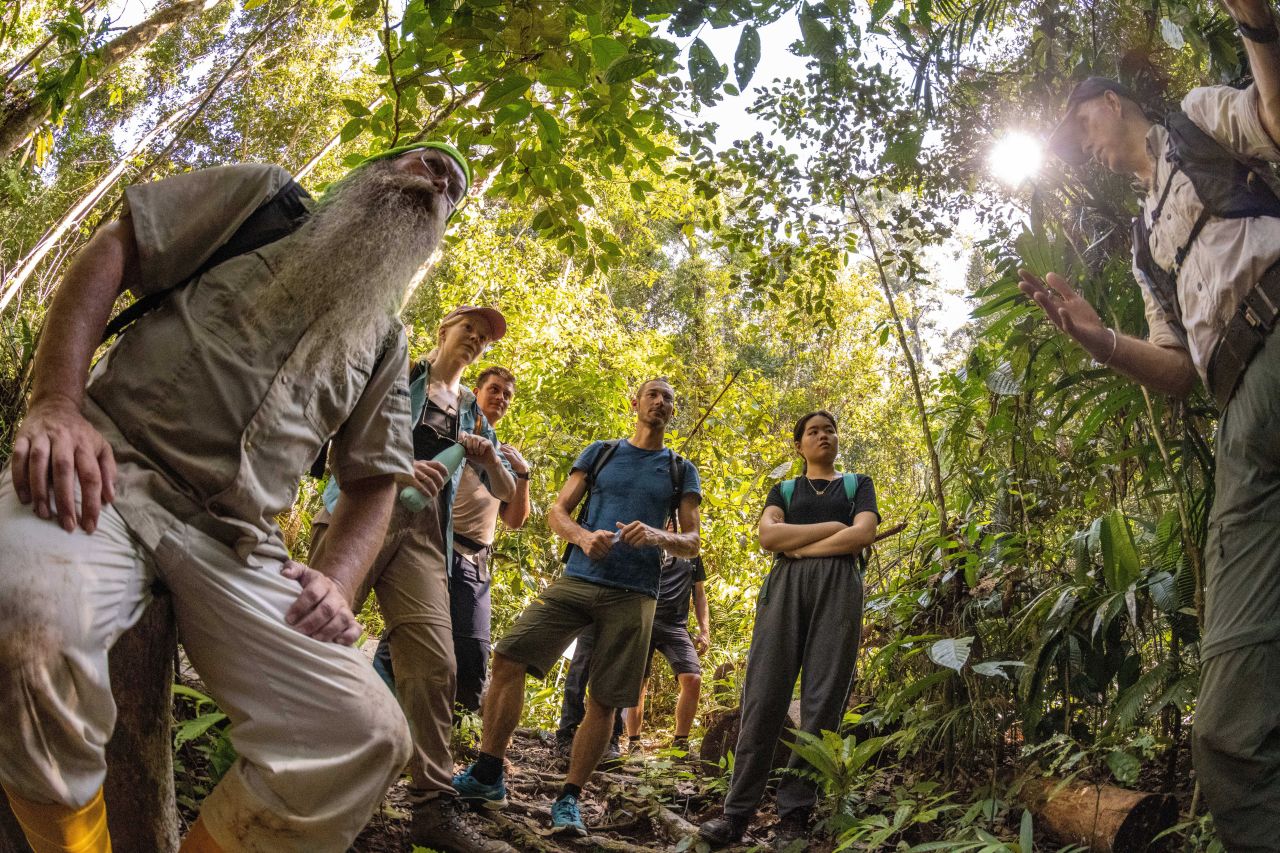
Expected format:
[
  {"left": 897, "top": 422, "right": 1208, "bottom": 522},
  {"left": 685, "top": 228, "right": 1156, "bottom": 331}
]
[{"left": 0, "top": 143, "right": 469, "bottom": 853}]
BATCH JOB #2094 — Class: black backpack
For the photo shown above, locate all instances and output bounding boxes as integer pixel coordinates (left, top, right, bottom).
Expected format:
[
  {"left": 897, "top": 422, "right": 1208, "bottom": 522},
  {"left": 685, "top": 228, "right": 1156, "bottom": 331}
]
[
  {"left": 1132, "top": 110, "right": 1280, "bottom": 342},
  {"left": 560, "top": 439, "right": 687, "bottom": 563},
  {"left": 101, "top": 178, "right": 313, "bottom": 342}
]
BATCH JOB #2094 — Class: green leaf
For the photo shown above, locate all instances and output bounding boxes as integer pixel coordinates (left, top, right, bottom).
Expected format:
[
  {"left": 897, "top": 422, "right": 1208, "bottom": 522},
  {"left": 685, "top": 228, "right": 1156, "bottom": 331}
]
[
  {"left": 869, "top": 0, "right": 893, "bottom": 25},
  {"left": 688, "top": 38, "right": 726, "bottom": 103},
  {"left": 539, "top": 66, "right": 586, "bottom": 88},
  {"left": 733, "top": 24, "right": 760, "bottom": 90},
  {"left": 173, "top": 711, "right": 227, "bottom": 748},
  {"left": 1019, "top": 809, "right": 1034, "bottom": 852},
  {"left": 533, "top": 107, "right": 562, "bottom": 148},
  {"left": 1106, "top": 749, "right": 1141, "bottom": 786},
  {"left": 927, "top": 636, "right": 973, "bottom": 672},
  {"left": 972, "top": 660, "right": 1026, "bottom": 680},
  {"left": 591, "top": 35, "right": 627, "bottom": 69},
  {"left": 604, "top": 53, "right": 655, "bottom": 84},
  {"left": 1100, "top": 510, "right": 1140, "bottom": 593},
  {"left": 342, "top": 98, "right": 371, "bottom": 117},
  {"left": 479, "top": 75, "right": 533, "bottom": 111},
  {"left": 797, "top": 4, "right": 837, "bottom": 59},
  {"left": 339, "top": 117, "right": 367, "bottom": 144}
]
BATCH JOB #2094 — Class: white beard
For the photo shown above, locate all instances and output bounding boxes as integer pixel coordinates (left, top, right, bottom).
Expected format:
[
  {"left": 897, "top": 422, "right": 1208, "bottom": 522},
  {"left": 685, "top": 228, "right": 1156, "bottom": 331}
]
[{"left": 256, "top": 160, "right": 450, "bottom": 369}]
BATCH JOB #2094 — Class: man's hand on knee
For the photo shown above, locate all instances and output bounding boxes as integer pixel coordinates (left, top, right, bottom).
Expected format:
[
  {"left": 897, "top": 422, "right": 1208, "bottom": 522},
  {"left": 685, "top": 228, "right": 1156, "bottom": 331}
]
[
  {"left": 281, "top": 561, "right": 361, "bottom": 645},
  {"left": 11, "top": 396, "right": 116, "bottom": 534}
]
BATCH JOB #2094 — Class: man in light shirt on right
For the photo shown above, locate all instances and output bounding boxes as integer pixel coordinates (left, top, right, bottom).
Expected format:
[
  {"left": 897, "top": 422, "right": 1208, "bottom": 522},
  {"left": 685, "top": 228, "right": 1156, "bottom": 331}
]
[{"left": 1022, "top": 2, "right": 1280, "bottom": 844}]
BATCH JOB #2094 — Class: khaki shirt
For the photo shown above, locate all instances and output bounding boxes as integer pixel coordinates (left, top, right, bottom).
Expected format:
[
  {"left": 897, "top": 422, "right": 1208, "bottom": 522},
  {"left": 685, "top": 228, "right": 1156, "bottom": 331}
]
[
  {"left": 1135, "top": 84, "right": 1280, "bottom": 380},
  {"left": 451, "top": 463, "right": 501, "bottom": 549},
  {"left": 86, "top": 164, "right": 413, "bottom": 560}
]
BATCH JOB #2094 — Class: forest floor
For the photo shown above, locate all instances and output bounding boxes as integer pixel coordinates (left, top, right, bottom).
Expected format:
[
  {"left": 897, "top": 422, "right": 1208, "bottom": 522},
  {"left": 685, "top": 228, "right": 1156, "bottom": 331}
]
[{"left": 350, "top": 728, "right": 795, "bottom": 853}]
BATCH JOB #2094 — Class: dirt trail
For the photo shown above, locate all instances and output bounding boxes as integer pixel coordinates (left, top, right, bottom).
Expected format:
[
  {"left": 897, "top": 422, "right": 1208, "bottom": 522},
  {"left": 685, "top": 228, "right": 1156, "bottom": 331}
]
[{"left": 351, "top": 728, "right": 795, "bottom": 853}]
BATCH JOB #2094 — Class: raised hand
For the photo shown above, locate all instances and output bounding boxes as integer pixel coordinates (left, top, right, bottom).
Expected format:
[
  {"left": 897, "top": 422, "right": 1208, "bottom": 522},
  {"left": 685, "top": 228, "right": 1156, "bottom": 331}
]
[
  {"left": 11, "top": 395, "right": 116, "bottom": 533},
  {"left": 1017, "top": 270, "right": 1112, "bottom": 358}
]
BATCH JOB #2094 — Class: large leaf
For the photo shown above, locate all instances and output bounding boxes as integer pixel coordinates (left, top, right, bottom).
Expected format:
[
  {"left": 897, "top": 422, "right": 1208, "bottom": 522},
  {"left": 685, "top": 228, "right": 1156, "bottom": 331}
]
[
  {"left": 688, "top": 38, "right": 725, "bottom": 102},
  {"left": 1099, "top": 510, "right": 1140, "bottom": 593},
  {"left": 478, "top": 74, "right": 533, "bottom": 111},
  {"left": 797, "top": 3, "right": 837, "bottom": 59},
  {"left": 733, "top": 24, "right": 760, "bottom": 90},
  {"left": 928, "top": 636, "right": 973, "bottom": 672}
]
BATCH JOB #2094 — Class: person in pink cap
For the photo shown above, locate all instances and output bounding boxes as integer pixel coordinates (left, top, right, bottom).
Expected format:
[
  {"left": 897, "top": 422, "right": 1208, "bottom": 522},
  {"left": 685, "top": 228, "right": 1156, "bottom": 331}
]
[{"left": 311, "top": 305, "right": 516, "bottom": 853}]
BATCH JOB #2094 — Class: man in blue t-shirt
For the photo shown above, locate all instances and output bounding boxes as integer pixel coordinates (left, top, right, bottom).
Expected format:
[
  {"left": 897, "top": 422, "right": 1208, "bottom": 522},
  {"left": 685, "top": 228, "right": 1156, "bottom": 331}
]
[{"left": 452, "top": 378, "right": 701, "bottom": 836}]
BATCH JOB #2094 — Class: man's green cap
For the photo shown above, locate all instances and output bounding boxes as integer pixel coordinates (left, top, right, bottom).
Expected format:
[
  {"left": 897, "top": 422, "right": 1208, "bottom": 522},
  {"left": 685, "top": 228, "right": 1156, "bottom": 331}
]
[{"left": 360, "top": 141, "right": 472, "bottom": 194}]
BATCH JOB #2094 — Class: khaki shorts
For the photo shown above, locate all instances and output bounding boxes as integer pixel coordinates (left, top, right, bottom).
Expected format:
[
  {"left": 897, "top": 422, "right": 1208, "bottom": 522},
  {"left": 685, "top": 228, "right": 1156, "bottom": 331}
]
[{"left": 496, "top": 575, "right": 655, "bottom": 708}]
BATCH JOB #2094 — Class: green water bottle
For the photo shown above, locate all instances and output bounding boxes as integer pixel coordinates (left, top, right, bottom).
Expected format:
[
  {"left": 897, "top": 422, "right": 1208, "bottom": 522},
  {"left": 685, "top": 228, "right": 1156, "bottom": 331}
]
[{"left": 399, "top": 442, "right": 466, "bottom": 511}]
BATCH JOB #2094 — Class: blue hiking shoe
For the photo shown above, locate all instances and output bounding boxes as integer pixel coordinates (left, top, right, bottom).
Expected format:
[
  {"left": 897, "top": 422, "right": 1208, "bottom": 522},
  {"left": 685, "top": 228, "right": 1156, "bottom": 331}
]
[
  {"left": 550, "top": 793, "right": 587, "bottom": 836},
  {"left": 451, "top": 764, "right": 508, "bottom": 809}
]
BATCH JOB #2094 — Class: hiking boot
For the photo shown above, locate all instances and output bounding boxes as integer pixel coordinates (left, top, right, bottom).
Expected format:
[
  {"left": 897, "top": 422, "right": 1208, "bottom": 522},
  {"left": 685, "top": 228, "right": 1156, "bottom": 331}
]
[
  {"left": 771, "top": 810, "right": 811, "bottom": 852},
  {"left": 410, "top": 796, "right": 515, "bottom": 853},
  {"left": 451, "top": 764, "right": 508, "bottom": 809},
  {"left": 554, "top": 736, "right": 574, "bottom": 762},
  {"left": 627, "top": 737, "right": 644, "bottom": 757},
  {"left": 598, "top": 739, "right": 623, "bottom": 770},
  {"left": 550, "top": 793, "right": 588, "bottom": 836},
  {"left": 698, "top": 812, "right": 749, "bottom": 847}
]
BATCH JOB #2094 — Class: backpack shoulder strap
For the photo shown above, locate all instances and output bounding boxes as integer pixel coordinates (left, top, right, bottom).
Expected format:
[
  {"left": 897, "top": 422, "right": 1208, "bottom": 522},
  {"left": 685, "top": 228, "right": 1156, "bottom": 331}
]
[
  {"left": 779, "top": 478, "right": 797, "bottom": 510},
  {"left": 102, "top": 178, "right": 313, "bottom": 342},
  {"left": 666, "top": 449, "right": 686, "bottom": 531},
  {"left": 561, "top": 439, "right": 621, "bottom": 563},
  {"left": 842, "top": 472, "right": 860, "bottom": 502},
  {"left": 587, "top": 440, "right": 621, "bottom": 486}
]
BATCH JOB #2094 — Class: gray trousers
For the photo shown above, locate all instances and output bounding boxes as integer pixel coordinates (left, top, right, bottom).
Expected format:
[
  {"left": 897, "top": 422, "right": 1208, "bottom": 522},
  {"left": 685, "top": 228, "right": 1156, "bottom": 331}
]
[
  {"left": 724, "top": 555, "right": 863, "bottom": 820},
  {"left": 1193, "top": 327, "right": 1280, "bottom": 852}
]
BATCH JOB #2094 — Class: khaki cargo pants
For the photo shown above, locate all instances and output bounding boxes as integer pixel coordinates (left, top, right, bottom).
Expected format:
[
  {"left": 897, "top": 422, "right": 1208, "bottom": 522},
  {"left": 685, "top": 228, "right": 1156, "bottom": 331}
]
[
  {"left": 1193, "top": 329, "right": 1280, "bottom": 852},
  {"left": 0, "top": 468, "right": 411, "bottom": 853},
  {"left": 312, "top": 500, "right": 458, "bottom": 801}
]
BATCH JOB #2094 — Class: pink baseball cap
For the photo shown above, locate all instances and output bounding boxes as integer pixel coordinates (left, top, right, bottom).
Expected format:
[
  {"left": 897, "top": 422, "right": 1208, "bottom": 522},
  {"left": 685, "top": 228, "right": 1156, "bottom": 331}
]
[{"left": 442, "top": 305, "right": 507, "bottom": 341}]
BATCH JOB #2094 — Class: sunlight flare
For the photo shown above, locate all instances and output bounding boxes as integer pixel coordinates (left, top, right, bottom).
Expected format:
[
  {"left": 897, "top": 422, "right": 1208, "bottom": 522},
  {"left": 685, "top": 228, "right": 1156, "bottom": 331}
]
[{"left": 988, "top": 131, "right": 1044, "bottom": 186}]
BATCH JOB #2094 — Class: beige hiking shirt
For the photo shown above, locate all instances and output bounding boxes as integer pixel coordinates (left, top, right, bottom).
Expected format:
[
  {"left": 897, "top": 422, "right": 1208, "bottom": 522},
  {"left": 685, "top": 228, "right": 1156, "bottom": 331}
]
[
  {"left": 451, "top": 463, "right": 501, "bottom": 550},
  {"left": 1135, "top": 84, "right": 1280, "bottom": 381},
  {"left": 85, "top": 164, "right": 413, "bottom": 560}
]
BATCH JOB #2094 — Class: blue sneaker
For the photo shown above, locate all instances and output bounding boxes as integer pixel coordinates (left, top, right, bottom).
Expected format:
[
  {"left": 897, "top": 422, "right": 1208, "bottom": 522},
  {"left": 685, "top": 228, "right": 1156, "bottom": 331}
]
[
  {"left": 550, "top": 793, "right": 587, "bottom": 836},
  {"left": 451, "top": 764, "right": 508, "bottom": 809}
]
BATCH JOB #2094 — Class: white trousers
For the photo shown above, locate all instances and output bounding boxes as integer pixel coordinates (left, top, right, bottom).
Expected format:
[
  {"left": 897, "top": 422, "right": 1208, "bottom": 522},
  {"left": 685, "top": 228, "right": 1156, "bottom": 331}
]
[{"left": 0, "top": 470, "right": 410, "bottom": 852}]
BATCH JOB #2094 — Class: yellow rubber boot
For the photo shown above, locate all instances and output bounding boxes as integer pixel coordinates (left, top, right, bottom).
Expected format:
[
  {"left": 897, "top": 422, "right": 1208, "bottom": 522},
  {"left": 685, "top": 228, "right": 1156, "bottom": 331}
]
[
  {"left": 178, "top": 816, "right": 224, "bottom": 853},
  {"left": 2, "top": 785, "right": 112, "bottom": 853}
]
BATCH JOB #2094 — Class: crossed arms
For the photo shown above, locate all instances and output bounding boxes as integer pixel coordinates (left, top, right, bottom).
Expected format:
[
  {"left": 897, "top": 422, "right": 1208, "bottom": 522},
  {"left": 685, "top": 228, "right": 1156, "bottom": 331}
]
[{"left": 758, "top": 505, "right": 878, "bottom": 558}]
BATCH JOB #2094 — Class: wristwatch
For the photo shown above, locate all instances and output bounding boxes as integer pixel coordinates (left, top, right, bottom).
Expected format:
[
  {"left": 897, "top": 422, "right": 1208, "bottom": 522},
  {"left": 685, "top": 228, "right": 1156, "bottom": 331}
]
[
  {"left": 515, "top": 471, "right": 530, "bottom": 480},
  {"left": 1238, "top": 14, "right": 1280, "bottom": 43}
]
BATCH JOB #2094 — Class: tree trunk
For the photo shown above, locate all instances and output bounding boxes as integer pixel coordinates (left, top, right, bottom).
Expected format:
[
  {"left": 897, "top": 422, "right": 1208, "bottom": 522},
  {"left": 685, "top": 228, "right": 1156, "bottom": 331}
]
[
  {"left": 0, "top": 797, "right": 32, "bottom": 853},
  {"left": 104, "top": 590, "right": 180, "bottom": 852},
  {"left": 1023, "top": 778, "right": 1177, "bottom": 853},
  {"left": 848, "top": 196, "right": 948, "bottom": 530},
  {"left": 0, "top": 100, "right": 190, "bottom": 312},
  {"left": 0, "top": 592, "right": 179, "bottom": 853},
  {"left": 0, "top": 0, "right": 227, "bottom": 160}
]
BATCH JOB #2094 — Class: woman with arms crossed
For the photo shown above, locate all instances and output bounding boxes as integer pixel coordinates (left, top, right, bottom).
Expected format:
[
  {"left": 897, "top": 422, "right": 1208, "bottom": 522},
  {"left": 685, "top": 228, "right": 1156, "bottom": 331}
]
[{"left": 699, "top": 410, "right": 879, "bottom": 851}]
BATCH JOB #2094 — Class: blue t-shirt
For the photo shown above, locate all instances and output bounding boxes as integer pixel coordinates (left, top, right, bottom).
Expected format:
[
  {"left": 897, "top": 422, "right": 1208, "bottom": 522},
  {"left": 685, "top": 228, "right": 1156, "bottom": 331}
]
[{"left": 564, "top": 439, "right": 701, "bottom": 598}]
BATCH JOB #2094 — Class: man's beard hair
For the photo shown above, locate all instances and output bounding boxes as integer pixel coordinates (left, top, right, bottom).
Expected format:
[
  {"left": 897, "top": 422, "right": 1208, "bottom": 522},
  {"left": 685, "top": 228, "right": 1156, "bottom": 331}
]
[{"left": 258, "top": 159, "right": 449, "bottom": 369}]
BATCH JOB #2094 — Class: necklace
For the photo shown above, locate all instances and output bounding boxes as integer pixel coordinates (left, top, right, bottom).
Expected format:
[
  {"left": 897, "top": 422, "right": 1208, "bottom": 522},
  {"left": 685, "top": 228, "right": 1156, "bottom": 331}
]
[{"left": 805, "top": 476, "right": 834, "bottom": 496}]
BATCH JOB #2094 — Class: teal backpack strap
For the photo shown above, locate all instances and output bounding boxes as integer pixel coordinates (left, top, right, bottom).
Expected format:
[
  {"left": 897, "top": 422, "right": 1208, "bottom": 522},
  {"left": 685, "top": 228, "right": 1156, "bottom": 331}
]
[
  {"left": 779, "top": 478, "right": 797, "bottom": 510},
  {"left": 842, "top": 472, "right": 860, "bottom": 502}
]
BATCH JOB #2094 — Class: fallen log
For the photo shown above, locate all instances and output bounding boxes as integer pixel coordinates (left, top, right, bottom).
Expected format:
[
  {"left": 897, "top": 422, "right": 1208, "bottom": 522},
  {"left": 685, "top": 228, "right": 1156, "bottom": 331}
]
[{"left": 1023, "top": 777, "right": 1177, "bottom": 853}]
